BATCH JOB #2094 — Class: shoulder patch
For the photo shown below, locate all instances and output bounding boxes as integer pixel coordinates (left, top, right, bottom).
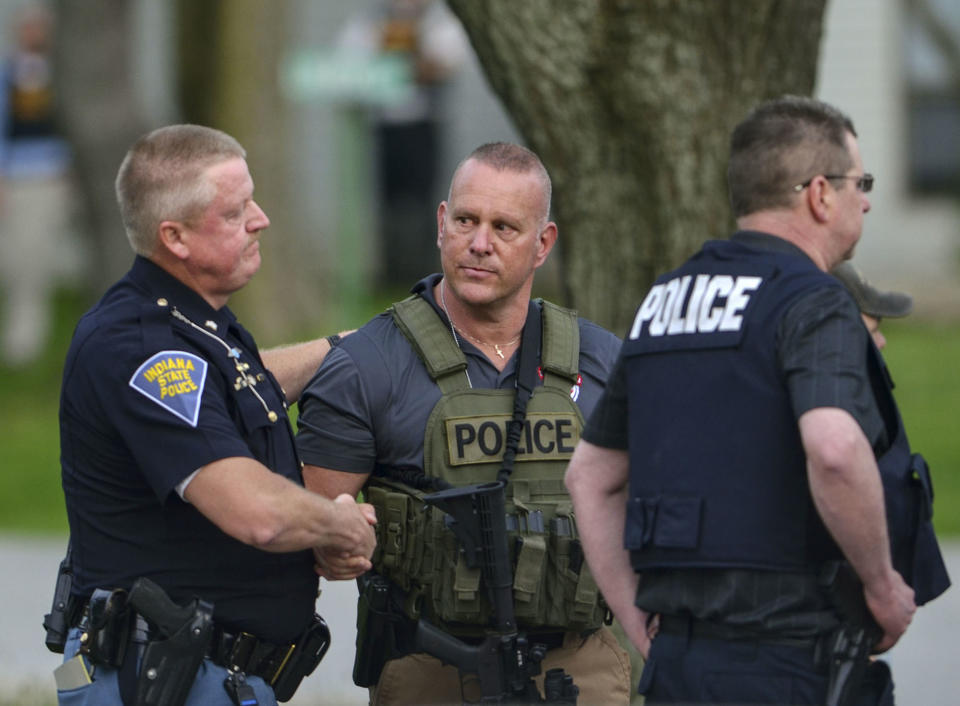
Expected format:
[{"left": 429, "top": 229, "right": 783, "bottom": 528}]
[{"left": 129, "top": 350, "right": 208, "bottom": 427}]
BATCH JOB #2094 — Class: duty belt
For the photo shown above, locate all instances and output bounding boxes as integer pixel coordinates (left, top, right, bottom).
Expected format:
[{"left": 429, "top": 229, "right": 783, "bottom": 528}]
[
  {"left": 658, "top": 613, "right": 821, "bottom": 649},
  {"left": 207, "top": 625, "right": 297, "bottom": 683},
  {"left": 77, "top": 606, "right": 298, "bottom": 684}
]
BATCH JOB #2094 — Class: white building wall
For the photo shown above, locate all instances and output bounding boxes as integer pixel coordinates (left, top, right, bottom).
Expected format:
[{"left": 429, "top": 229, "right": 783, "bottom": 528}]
[{"left": 817, "top": 0, "right": 960, "bottom": 317}]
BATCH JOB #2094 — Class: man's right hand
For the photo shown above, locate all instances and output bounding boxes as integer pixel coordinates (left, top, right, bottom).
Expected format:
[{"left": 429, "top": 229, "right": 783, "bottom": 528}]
[
  {"left": 864, "top": 569, "right": 916, "bottom": 652},
  {"left": 313, "top": 494, "right": 377, "bottom": 580}
]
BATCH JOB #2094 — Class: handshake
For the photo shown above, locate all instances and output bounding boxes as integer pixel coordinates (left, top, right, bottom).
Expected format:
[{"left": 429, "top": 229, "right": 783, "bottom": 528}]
[{"left": 313, "top": 493, "right": 378, "bottom": 581}]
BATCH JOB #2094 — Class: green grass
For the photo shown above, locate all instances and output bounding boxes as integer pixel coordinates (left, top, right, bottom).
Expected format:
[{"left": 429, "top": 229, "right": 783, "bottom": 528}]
[
  {"left": 0, "top": 290, "right": 86, "bottom": 535},
  {"left": 2, "top": 290, "right": 959, "bottom": 538},
  {"left": 880, "top": 319, "right": 960, "bottom": 536}
]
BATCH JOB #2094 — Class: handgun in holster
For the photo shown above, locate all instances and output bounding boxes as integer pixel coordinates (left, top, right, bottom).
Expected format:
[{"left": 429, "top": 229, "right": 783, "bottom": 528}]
[
  {"left": 126, "top": 576, "right": 214, "bottom": 706},
  {"left": 352, "top": 571, "right": 410, "bottom": 687},
  {"left": 818, "top": 561, "right": 884, "bottom": 706}
]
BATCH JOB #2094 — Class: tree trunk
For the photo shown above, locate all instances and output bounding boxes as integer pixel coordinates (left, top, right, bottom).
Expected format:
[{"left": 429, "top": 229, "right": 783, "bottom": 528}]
[
  {"left": 447, "top": 0, "right": 827, "bottom": 333},
  {"left": 175, "top": 0, "right": 322, "bottom": 344},
  {"left": 54, "top": 0, "right": 151, "bottom": 290}
]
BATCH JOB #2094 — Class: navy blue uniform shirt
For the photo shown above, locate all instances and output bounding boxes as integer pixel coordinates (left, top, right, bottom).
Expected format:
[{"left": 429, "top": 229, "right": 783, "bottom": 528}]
[{"left": 60, "top": 256, "right": 315, "bottom": 643}]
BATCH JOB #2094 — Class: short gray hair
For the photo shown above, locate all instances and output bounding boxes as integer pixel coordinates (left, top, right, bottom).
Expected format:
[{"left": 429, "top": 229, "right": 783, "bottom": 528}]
[
  {"left": 450, "top": 142, "right": 552, "bottom": 224},
  {"left": 115, "top": 124, "right": 246, "bottom": 256}
]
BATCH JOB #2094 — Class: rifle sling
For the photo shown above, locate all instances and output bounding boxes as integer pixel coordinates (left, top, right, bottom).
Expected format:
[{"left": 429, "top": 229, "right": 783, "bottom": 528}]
[{"left": 497, "top": 300, "right": 542, "bottom": 485}]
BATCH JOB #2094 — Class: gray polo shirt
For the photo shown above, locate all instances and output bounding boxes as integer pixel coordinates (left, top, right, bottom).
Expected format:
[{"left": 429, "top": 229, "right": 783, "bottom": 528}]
[{"left": 296, "top": 274, "right": 621, "bottom": 474}]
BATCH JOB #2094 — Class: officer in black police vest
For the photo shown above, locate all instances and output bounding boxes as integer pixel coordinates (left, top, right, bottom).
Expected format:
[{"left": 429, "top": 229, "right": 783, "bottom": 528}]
[
  {"left": 296, "top": 142, "right": 630, "bottom": 704},
  {"left": 52, "top": 125, "right": 376, "bottom": 705},
  {"left": 565, "top": 96, "right": 950, "bottom": 705}
]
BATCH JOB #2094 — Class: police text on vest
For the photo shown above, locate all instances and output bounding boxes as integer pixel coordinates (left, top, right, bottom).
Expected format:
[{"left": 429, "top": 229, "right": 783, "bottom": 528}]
[{"left": 629, "top": 274, "right": 762, "bottom": 338}]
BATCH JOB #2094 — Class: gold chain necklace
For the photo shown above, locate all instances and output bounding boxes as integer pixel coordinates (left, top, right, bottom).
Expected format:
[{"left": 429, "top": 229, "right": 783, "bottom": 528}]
[{"left": 440, "top": 280, "right": 520, "bottom": 359}]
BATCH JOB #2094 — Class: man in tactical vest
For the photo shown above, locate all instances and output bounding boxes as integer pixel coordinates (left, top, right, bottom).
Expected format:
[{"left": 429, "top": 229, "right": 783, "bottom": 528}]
[
  {"left": 565, "top": 96, "right": 950, "bottom": 705},
  {"left": 296, "top": 142, "right": 631, "bottom": 704}
]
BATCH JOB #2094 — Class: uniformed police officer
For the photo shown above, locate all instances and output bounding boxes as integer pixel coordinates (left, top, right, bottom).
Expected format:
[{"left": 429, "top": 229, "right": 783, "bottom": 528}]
[
  {"left": 565, "top": 96, "right": 950, "bottom": 704},
  {"left": 296, "top": 142, "right": 631, "bottom": 704},
  {"left": 55, "top": 125, "right": 377, "bottom": 705}
]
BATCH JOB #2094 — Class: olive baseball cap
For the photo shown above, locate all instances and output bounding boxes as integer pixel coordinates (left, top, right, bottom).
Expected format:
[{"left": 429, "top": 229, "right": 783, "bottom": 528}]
[{"left": 832, "top": 261, "right": 913, "bottom": 318}]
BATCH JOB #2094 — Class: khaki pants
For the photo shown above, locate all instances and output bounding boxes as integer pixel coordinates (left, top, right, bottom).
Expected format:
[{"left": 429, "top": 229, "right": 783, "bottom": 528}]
[{"left": 370, "top": 626, "right": 631, "bottom": 706}]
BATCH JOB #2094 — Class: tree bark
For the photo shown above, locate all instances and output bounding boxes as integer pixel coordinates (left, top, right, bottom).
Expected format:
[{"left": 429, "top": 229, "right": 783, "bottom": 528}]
[
  {"left": 175, "top": 0, "right": 324, "bottom": 343},
  {"left": 447, "top": 0, "right": 827, "bottom": 333},
  {"left": 54, "top": 0, "right": 151, "bottom": 290}
]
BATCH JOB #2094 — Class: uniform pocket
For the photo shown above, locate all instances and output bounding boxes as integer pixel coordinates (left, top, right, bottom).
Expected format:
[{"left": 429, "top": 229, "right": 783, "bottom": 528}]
[
  {"left": 625, "top": 496, "right": 702, "bottom": 550},
  {"left": 431, "top": 509, "right": 483, "bottom": 624},
  {"left": 512, "top": 533, "right": 547, "bottom": 623},
  {"left": 544, "top": 514, "right": 602, "bottom": 630}
]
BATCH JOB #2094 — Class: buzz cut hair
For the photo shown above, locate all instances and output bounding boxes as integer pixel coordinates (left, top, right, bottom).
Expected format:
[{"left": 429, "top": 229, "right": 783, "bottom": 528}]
[
  {"left": 451, "top": 142, "right": 553, "bottom": 224},
  {"left": 727, "top": 95, "right": 857, "bottom": 218},
  {"left": 115, "top": 124, "right": 246, "bottom": 256}
]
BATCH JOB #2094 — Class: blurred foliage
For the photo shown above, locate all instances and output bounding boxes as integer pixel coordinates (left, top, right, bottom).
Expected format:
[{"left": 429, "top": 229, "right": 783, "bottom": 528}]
[{"left": 1, "top": 288, "right": 958, "bottom": 537}]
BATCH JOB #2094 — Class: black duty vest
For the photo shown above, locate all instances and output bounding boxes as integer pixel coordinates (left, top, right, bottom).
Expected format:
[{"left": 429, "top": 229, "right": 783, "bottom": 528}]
[
  {"left": 365, "top": 296, "right": 606, "bottom": 633},
  {"left": 868, "top": 339, "right": 951, "bottom": 605},
  {"left": 622, "top": 240, "right": 846, "bottom": 573}
]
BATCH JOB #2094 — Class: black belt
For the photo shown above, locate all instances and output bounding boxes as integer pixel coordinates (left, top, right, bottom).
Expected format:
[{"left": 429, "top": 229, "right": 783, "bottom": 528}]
[
  {"left": 658, "top": 614, "right": 819, "bottom": 649},
  {"left": 207, "top": 625, "right": 297, "bottom": 684},
  {"left": 76, "top": 604, "right": 297, "bottom": 684}
]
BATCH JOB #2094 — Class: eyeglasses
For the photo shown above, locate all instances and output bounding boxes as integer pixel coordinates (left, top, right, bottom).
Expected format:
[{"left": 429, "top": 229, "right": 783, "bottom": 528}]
[{"left": 793, "top": 173, "right": 874, "bottom": 193}]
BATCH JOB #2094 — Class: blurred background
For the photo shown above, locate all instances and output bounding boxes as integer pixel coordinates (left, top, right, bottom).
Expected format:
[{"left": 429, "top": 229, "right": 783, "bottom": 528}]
[{"left": 0, "top": 0, "right": 958, "bottom": 702}]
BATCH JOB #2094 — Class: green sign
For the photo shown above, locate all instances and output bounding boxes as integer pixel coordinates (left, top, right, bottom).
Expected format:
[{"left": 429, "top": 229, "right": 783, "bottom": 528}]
[{"left": 281, "top": 50, "right": 414, "bottom": 105}]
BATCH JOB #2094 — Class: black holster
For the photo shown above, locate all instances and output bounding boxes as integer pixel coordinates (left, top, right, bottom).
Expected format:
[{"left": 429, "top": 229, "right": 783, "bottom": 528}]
[
  {"left": 352, "top": 572, "right": 410, "bottom": 687},
  {"left": 43, "top": 542, "right": 76, "bottom": 654},
  {"left": 818, "top": 561, "right": 883, "bottom": 706},
  {"left": 126, "top": 578, "right": 214, "bottom": 706},
  {"left": 271, "top": 614, "right": 331, "bottom": 702},
  {"left": 80, "top": 587, "right": 135, "bottom": 668}
]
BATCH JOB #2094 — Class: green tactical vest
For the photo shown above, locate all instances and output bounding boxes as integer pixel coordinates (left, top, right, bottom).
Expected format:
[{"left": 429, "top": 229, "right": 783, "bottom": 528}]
[{"left": 365, "top": 295, "right": 606, "bottom": 634}]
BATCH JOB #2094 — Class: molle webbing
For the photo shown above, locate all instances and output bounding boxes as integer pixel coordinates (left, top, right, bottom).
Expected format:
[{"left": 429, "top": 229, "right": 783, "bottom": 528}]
[
  {"left": 391, "top": 297, "right": 470, "bottom": 394},
  {"left": 375, "top": 294, "right": 604, "bottom": 632},
  {"left": 539, "top": 300, "right": 579, "bottom": 384},
  {"left": 390, "top": 296, "right": 581, "bottom": 391}
]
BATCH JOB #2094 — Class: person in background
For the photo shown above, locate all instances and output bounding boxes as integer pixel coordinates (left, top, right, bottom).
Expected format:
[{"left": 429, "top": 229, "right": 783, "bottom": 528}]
[
  {"left": 336, "top": 0, "right": 469, "bottom": 286},
  {"left": 0, "top": 3, "right": 81, "bottom": 366},
  {"left": 831, "top": 260, "right": 913, "bottom": 350},
  {"left": 832, "top": 258, "right": 950, "bottom": 630}
]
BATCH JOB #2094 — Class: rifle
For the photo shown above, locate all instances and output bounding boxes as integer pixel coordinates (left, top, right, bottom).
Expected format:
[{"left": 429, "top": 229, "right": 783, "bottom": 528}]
[
  {"left": 820, "top": 561, "right": 883, "bottom": 706},
  {"left": 416, "top": 480, "right": 577, "bottom": 703}
]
